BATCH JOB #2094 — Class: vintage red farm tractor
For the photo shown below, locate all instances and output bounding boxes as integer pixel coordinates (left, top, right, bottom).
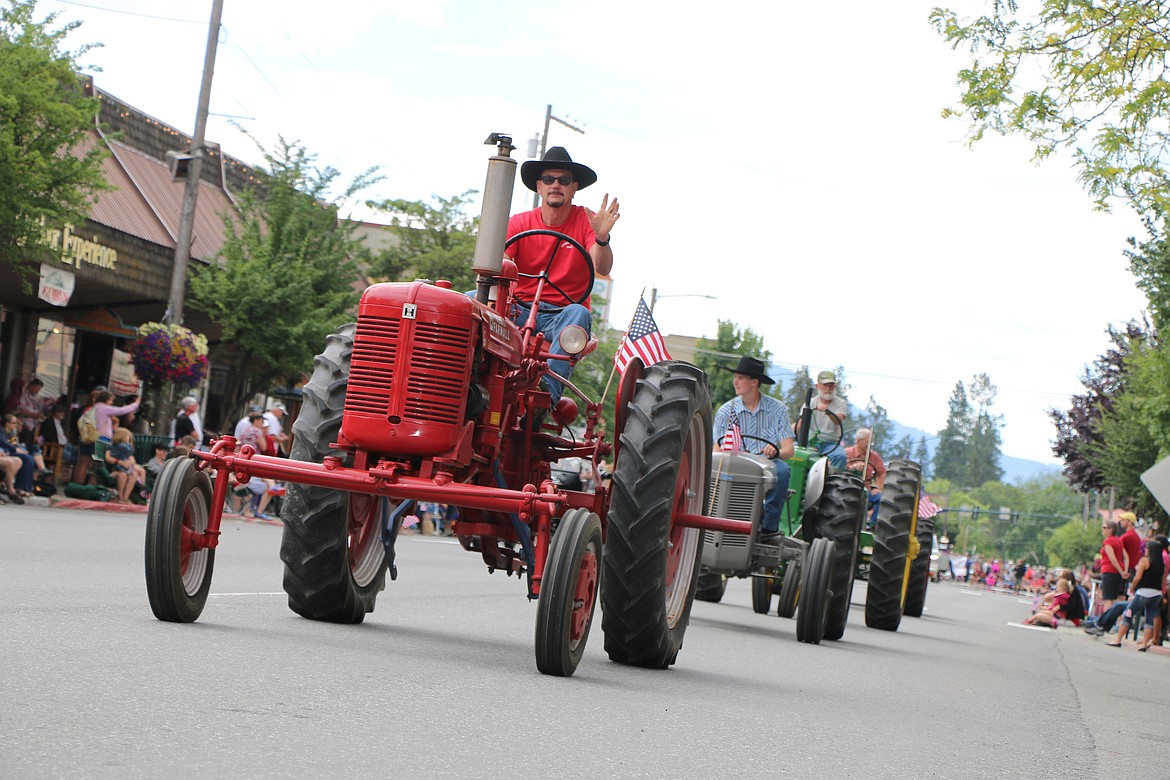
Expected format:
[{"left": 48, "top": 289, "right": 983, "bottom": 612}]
[{"left": 144, "top": 133, "right": 756, "bottom": 677}]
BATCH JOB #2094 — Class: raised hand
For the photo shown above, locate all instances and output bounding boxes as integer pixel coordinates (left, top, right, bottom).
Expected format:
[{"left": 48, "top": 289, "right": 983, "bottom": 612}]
[{"left": 586, "top": 193, "right": 620, "bottom": 241}]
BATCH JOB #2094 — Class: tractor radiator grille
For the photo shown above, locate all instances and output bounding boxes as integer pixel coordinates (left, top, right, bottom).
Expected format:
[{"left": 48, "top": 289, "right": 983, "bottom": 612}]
[
  {"left": 703, "top": 479, "right": 758, "bottom": 549},
  {"left": 404, "top": 321, "right": 472, "bottom": 425},
  {"left": 345, "top": 312, "right": 472, "bottom": 426},
  {"left": 347, "top": 315, "right": 400, "bottom": 414}
]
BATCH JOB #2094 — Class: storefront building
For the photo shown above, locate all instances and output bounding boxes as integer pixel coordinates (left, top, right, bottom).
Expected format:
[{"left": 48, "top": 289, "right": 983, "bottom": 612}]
[{"left": 0, "top": 80, "right": 253, "bottom": 416}]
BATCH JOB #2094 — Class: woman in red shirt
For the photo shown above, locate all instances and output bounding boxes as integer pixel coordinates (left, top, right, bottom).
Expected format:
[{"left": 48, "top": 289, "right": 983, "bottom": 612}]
[{"left": 1099, "top": 520, "right": 1128, "bottom": 612}]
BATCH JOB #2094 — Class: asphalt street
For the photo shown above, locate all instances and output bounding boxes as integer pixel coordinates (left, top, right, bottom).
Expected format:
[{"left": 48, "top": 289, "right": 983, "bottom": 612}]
[{"left": 2, "top": 504, "right": 1167, "bottom": 779}]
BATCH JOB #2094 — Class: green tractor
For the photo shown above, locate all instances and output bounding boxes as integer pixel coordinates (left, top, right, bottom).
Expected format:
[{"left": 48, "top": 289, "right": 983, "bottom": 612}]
[{"left": 696, "top": 403, "right": 931, "bottom": 638}]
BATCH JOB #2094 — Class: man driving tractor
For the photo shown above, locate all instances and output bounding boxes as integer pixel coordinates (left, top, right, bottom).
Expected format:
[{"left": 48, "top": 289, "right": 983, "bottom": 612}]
[
  {"left": 504, "top": 146, "right": 620, "bottom": 402},
  {"left": 712, "top": 356, "right": 795, "bottom": 542}
]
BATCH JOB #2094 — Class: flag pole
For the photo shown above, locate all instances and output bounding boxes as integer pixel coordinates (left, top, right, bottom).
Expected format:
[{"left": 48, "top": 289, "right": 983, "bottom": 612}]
[{"left": 600, "top": 287, "right": 646, "bottom": 406}]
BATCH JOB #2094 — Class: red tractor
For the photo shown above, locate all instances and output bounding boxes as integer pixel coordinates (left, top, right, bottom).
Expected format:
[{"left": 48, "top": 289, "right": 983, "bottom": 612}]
[{"left": 144, "top": 134, "right": 753, "bottom": 676}]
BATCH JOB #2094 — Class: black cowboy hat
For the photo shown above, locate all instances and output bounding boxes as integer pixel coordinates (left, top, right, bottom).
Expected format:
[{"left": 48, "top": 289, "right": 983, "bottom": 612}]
[
  {"left": 719, "top": 355, "right": 774, "bottom": 385},
  {"left": 520, "top": 146, "right": 598, "bottom": 192}
]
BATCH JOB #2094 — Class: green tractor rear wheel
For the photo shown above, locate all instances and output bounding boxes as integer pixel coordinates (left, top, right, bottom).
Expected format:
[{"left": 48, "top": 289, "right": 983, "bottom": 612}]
[{"left": 864, "top": 459, "right": 921, "bottom": 631}]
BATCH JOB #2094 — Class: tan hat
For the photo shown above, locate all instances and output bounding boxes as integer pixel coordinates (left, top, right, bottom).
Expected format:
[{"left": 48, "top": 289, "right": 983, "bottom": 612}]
[
  {"left": 817, "top": 370, "right": 836, "bottom": 384},
  {"left": 1117, "top": 511, "right": 1137, "bottom": 524}
]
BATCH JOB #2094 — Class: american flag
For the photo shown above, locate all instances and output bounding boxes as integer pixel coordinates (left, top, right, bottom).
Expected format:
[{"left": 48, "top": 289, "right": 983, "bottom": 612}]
[
  {"left": 614, "top": 297, "right": 671, "bottom": 374},
  {"left": 918, "top": 490, "right": 941, "bottom": 519},
  {"left": 721, "top": 408, "right": 743, "bottom": 452}
]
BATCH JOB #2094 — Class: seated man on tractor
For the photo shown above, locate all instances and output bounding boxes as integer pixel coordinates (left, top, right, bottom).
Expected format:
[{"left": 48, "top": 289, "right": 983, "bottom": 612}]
[
  {"left": 712, "top": 356, "right": 795, "bottom": 542},
  {"left": 845, "top": 427, "right": 886, "bottom": 527},
  {"left": 504, "top": 146, "right": 620, "bottom": 403},
  {"left": 795, "top": 370, "right": 848, "bottom": 468}
]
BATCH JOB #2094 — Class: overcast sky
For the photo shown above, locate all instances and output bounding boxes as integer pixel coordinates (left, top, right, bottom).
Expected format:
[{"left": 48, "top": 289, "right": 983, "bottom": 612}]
[{"left": 39, "top": 0, "right": 1150, "bottom": 466}]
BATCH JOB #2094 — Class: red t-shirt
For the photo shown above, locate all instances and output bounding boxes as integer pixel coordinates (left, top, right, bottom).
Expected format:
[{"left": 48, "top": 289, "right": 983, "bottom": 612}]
[
  {"left": 1120, "top": 529, "right": 1142, "bottom": 573},
  {"left": 505, "top": 206, "right": 596, "bottom": 307},
  {"left": 1100, "top": 536, "right": 1126, "bottom": 574}
]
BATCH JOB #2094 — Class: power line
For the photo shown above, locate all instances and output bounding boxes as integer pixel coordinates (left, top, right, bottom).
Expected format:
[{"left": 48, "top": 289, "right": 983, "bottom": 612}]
[{"left": 50, "top": 0, "right": 203, "bottom": 24}]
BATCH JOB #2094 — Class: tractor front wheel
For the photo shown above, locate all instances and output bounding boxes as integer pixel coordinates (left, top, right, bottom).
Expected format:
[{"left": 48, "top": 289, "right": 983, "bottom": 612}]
[
  {"left": 695, "top": 572, "right": 728, "bottom": 603},
  {"left": 751, "top": 571, "right": 776, "bottom": 614},
  {"left": 795, "top": 537, "right": 835, "bottom": 644},
  {"left": 602, "top": 361, "right": 711, "bottom": 669},
  {"left": 280, "top": 324, "right": 388, "bottom": 623},
  {"left": 815, "top": 473, "right": 866, "bottom": 640},
  {"left": 144, "top": 457, "right": 215, "bottom": 622},
  {"left": 776, "top": 564, "right": 799, "bottom": 618},
  {"left": 535, "top": 509, "right": 603, "bottom": 677}
]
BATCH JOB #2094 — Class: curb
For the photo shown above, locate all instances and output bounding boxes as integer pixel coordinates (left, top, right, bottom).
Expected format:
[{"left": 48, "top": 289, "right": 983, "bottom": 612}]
[{"left": 41, "top": 494, "right": 283, "bottom": 526}]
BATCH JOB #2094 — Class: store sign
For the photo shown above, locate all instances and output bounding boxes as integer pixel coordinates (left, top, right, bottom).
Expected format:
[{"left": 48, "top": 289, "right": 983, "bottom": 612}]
[
  {"left": 109, "top": 348, "right": 140, "bottom": 396},
  {"left": 38, "top": 263, "right": 76, "bottom": 307},
  {"left": 44, "top": 224, "right": 118, "bottom": 270}
]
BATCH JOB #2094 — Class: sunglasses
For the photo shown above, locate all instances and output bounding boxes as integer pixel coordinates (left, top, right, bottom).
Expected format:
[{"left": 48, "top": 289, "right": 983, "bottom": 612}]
[{"left": 540, "top": 175, "right": 574, "bottom": 186}]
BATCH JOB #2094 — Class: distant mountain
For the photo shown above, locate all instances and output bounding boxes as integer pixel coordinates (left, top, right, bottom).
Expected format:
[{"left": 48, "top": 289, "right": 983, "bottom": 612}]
[{"left": 767, "top": 364, "right": 1061, "bottom": 485}]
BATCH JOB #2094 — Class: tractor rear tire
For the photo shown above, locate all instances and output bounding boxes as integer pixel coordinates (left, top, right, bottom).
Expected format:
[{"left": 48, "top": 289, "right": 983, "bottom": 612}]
[
  {"left": 815, "top": 473, "right": 866, "bottom": 641},
  {"left": 280, "top": 324, "right": 388, "bottom": 623},
  {"left": 695, "top": 572, "right": 728, "bottom": 603},
  {"left": 535, "top": 508, "right": 603, "bottom": 677},
  {"left": 602, "top": 361, "right": 711, "bottom": 669},
  {"left": 864, "top": 459, "right": 920, "bottom": 631},
  {"left": 751, "top": 571, "right": 775, "bottom": 614},
  {"left": 145, "top": 457, "right": 215, "bottom": 623},
  {"left": 776, "top": 564, "right": 799, "bottom": 618},
  {"left": 796, "top": 537, "right": 835, "bottom": 644},
  {"left": 903, "top": 515, "right": 935, "bottom": 618}
]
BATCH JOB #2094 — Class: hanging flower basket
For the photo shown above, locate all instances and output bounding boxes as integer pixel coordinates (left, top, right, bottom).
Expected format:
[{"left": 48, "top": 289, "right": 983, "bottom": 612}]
[{"left": 129, "top": 322, "right": 210, "bottom": 387}]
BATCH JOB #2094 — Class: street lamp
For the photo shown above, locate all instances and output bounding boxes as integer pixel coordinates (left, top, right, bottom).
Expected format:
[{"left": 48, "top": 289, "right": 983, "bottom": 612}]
[{"left": 648, "top": 285, "right": 717, "bottom": 315}]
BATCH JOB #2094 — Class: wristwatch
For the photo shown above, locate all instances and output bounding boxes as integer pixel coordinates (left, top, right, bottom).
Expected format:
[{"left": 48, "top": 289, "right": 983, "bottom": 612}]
[{"left": 595, "top": 236, "right": 610, "bottom": 246}]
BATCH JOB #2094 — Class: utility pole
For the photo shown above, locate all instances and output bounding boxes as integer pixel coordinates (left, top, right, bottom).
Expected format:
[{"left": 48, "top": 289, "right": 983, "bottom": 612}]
[
  {"left": 530, "top": 104, "right": 584, "bottom": 209},
  {"left": 166, "top": 0, "right": 224, "bottom": 326}
]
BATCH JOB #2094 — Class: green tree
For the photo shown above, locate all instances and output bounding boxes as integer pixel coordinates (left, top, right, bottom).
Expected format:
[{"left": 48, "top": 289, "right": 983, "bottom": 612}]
[
  {"left": 1091, "top": 333, "right": 1170, "bottom": 524},
  {"left": 188, "top": 138, "right": 373, "bottom": 430},
  {"left": 933, "top": 381, "right": 971, "bottom": 484},
  {"left": 855, "top": 395, "right": 893, "bottom": 449},
  {"left": 967, "top": 373, "right": 1005, "bottom": 486},
  {"left": 931, "top": 1, "right": 1170, "bottom": 214},
  {"left": 1046, "top": 519, "right": 1102, "bottom": 569},
  {"left": 933, "top": 374, "right": 1004, "bottom": 488},
  {"left": 0, "top": 0, "right": 110, "bottom": 274},
  {"left": 888, "top": 433, "right": 915, "bottom": 460},
  {"left": 693, "top": 320, "right": 771, "bottom": 408},
  {"left": 366, "top": 191, "right": 478, "bottom": 290},
  {"left": 782, "top": 366, "right": 814, "bottom": 424},
  {"left": 913, "top": 436, "right": 930, "bottom": 478}
]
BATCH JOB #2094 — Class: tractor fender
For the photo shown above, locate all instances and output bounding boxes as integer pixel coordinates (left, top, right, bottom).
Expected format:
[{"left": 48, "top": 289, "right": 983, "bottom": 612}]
[{"left": 801, "top": 457, "right": 830, "bottom": 513}]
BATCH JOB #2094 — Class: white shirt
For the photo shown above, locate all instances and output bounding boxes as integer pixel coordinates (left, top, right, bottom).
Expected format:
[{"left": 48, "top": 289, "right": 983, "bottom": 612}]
[{"left": 263, "top": 411, "right": 283, "bottom": 439}]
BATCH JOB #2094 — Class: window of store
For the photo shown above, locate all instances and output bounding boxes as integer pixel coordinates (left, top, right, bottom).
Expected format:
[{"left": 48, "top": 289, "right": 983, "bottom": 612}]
[{"left": 33, "top": 317, "right": 76, "bottom": 403}]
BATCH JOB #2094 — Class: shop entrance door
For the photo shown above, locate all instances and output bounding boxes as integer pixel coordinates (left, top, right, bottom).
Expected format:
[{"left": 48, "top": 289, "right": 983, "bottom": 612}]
[{"left": 73, "top": 331, "right": 114, "bottom": 397}]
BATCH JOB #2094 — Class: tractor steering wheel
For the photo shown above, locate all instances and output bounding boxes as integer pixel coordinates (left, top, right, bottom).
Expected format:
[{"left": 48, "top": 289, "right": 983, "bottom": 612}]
[
  {"left": 504, "top": 229, "right": 596, "bottom": 306},
  {"left": 808, "top": 410, "right": 844, "bottom": 452},
  {"left": 740, "top": 434, "right": 781, "bottom": 458}
]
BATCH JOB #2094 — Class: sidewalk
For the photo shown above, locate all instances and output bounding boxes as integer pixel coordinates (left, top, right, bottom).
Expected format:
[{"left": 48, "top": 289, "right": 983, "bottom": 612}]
[{"left": 26, "top": 492, "right": 283, "bottom": 526}]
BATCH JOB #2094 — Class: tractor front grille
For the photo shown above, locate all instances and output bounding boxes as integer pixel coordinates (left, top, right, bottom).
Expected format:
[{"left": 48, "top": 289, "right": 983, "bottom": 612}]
[{"left": 347, "top": 315, "right": 400, "bottom": 414}]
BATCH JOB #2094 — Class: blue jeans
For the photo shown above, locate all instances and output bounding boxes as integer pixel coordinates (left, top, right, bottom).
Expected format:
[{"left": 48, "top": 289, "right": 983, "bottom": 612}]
[
  {"left": 761, "top": 458, "right": 791, "bottom": 533},
  {"left": 866, "top": 490, "right": 881, "bottom": 527},
  {"left": 511, "top": 301, "right": 592, "bottom": 403},
  {"left": 817, "top": 441, "right": 847, "bottom": 469}
]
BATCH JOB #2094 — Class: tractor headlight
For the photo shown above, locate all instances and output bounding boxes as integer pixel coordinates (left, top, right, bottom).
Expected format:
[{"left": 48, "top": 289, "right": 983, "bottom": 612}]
[{"left": 558, "top": 325, "right": 589, "bottom": 356}]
